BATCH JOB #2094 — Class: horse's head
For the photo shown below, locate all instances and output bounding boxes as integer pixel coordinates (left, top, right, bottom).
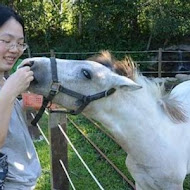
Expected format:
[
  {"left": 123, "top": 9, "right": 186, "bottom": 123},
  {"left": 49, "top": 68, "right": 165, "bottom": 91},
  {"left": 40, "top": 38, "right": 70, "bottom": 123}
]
[{"left": 21, "top": 57, "right": 141, "bottom": 113}]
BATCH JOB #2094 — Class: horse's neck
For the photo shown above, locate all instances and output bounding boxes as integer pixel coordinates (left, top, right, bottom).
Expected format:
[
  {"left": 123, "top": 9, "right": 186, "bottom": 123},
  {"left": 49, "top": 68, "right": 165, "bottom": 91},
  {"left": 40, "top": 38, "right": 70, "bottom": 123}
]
[{"left": 91, "top": 88, "right": 171, "bottom": 157}]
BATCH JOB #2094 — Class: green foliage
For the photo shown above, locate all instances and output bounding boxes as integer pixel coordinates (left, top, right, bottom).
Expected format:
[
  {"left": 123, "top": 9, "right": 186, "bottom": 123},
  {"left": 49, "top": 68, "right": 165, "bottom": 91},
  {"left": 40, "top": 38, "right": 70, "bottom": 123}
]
[
  {"left": 1, "top": 1, "right": 190, "bottom": 52},
  {"left": 138, "top": 0, "right": 190, "bottom": 47},
  {"left": 71, "top": 0, "right": 139, "bottom": 50}
]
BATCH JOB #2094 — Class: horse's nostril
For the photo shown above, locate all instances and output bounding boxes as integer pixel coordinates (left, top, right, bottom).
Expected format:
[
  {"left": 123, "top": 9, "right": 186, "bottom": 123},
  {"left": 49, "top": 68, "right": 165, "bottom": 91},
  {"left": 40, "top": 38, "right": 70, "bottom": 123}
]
[
  {"left": 31, "top": 78, "right": 38, "bottom": 84},
  {"left": 30, "top": 61, "right": 34, "bottom": 67},
  {"left": 30, "top": 61, "right": 35, "bottom": 71},
  {"left": 19, "top": 61, "right": 34, "bottom": 68}
]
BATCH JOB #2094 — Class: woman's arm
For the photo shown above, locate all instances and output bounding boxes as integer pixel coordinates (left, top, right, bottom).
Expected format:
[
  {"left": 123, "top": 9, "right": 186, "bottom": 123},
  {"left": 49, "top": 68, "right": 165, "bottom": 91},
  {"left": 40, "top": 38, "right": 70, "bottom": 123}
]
[
  {"left": 0, "top": 66, "right": 33, "bottom": 147},
  {"left": 0, "top": 89, "right": 15, "bottom": 147}
]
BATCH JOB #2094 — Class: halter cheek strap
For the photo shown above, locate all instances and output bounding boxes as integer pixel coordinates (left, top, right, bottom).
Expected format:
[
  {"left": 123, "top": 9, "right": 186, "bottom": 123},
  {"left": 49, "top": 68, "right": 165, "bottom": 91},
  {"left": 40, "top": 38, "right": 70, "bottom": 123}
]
[{"left": 31, "top": 57, "right": 116, "bottom": 126}]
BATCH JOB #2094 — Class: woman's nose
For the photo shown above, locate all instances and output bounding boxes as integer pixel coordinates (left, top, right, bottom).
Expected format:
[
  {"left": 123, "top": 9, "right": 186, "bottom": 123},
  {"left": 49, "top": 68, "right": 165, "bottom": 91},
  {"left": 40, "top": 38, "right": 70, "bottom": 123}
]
[{"left": 8, "top": 44, "right": 20, "bottom": 53}]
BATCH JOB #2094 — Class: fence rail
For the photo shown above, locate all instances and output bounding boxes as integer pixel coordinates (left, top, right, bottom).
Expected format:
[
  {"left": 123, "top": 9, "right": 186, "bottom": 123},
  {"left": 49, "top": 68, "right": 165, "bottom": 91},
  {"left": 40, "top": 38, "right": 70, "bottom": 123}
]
[{"left": 24, "top": 48, "right": 190, "bottom": 78}]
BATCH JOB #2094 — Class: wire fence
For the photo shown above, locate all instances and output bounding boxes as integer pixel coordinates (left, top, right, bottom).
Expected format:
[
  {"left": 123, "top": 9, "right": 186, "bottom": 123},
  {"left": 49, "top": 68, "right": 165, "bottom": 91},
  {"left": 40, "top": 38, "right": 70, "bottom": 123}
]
[
  {"left": 30, "top": 109, "right": 135, "bottom": 190},
  {"left": 33, "top": 110, "right": 106, "bottom": 190}
]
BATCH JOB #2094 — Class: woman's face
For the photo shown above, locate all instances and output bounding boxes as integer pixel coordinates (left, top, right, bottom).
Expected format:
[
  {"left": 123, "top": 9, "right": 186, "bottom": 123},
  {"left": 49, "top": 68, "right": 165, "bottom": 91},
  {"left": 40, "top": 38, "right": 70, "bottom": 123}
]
[{"left": 0, "top": 17, "right": 24, "bottom": 72}]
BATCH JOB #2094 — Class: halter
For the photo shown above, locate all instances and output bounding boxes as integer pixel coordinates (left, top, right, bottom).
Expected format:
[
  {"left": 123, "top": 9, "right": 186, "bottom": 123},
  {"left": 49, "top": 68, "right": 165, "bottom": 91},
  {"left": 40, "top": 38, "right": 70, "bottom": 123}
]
[{"left": 31, "top": 57, "right": 116, "bottom": 126}]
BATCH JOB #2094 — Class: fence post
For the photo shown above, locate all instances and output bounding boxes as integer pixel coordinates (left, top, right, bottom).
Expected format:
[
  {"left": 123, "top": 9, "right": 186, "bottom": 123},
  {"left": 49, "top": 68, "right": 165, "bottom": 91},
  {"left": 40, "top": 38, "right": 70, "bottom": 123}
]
[
  {"left": 50, "top": 49, "right": 55, "bottom": 57},
  {"left": 49, "top": 112, "right": 69, "bottom": 190},
  {"left": 158, "top": 48, "right": 162, "bottom": 77}
]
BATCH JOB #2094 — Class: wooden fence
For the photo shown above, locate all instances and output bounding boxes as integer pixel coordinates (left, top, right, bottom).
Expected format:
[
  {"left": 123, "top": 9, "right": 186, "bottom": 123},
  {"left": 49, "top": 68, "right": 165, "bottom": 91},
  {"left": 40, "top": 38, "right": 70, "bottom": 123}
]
[{"left": 24, "top": 48, "right": 190, "bottom": 78}]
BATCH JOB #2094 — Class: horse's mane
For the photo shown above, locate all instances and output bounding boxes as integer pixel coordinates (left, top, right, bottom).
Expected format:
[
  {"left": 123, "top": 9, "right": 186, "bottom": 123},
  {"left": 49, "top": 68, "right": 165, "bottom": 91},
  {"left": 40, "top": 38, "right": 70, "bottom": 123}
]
[{"left": 88, "top": 51, "right": 187, "bottom": 123}]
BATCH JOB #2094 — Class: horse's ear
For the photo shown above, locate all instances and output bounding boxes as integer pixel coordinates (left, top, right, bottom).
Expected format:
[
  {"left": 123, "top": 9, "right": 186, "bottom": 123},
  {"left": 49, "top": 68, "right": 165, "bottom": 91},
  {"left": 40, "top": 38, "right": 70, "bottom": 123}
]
[{"left": 112, "top": 75, "right": 142, "bottom": 91}]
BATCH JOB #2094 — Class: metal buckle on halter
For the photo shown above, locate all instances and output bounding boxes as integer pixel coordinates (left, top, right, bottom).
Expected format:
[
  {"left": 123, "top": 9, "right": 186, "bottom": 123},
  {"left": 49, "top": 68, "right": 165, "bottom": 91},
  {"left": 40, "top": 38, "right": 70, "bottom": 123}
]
[{"left": 50, "top": 82, "right": 61, "bottom": 94}]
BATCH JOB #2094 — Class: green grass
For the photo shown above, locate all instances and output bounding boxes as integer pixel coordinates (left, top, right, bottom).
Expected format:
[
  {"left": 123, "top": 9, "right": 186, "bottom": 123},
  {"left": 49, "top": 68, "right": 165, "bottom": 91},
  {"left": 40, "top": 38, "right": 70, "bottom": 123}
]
[
  {"left": 34, "top": 114, "right": 190, "bottom": 190},
  {"left": 34, "top": 113, "right": 51, "bottom": 190},
  {"left": 67, "top": 115, "right": 133, "bottom": 190}
]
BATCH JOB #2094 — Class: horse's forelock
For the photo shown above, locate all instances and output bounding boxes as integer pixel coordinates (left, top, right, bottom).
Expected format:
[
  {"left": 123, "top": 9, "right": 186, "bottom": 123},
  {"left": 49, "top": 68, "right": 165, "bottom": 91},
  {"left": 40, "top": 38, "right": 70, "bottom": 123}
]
[
  {"left": 87, "top": 51, "right": 115, "bottom": 71},
  {"left": 114, "top": 56, "right": 137, "bottom": 80},
  {"left": 88, "top": 51, "right": 137, "bottom": 80}
]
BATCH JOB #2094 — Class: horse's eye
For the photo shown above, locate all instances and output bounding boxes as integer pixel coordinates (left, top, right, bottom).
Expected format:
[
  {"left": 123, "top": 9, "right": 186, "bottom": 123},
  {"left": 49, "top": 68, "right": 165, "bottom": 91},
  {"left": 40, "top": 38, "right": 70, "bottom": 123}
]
[{"left": 82, "top": 69, "right": 92, "bottom": 79}]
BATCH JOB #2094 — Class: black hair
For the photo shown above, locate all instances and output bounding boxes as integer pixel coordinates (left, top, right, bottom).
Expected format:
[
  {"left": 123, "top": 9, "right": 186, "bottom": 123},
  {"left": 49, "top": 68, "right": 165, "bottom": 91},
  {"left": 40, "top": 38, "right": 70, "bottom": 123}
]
[{"left": 0, "top": 4, "right": 25, "bottom": 34}]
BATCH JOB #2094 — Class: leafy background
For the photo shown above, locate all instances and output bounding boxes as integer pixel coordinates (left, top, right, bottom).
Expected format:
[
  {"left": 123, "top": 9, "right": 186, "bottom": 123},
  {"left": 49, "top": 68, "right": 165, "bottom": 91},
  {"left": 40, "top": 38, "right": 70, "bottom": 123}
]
[{"left": 2, "top": 0, "right": 190, "bottom": 54}]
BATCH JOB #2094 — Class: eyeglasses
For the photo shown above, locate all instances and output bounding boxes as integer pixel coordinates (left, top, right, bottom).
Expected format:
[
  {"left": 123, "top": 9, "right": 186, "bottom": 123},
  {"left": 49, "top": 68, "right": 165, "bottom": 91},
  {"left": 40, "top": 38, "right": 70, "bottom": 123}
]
[{"left": 0, "top": 39, "right": 28, "bottom": 51}]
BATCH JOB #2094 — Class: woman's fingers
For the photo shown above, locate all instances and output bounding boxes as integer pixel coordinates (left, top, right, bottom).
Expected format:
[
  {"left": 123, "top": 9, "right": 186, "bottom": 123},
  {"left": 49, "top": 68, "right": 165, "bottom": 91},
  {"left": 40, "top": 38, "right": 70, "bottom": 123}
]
[{"left": 3, "top": 66, "right": 35, "bottom": 98}]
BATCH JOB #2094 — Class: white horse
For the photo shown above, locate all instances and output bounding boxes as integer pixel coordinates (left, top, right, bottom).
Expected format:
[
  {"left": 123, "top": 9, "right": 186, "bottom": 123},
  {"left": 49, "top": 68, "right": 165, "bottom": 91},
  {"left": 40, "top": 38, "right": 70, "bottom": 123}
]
[{"left": 22, "top": 51, "right": 190, "bottom": 190}]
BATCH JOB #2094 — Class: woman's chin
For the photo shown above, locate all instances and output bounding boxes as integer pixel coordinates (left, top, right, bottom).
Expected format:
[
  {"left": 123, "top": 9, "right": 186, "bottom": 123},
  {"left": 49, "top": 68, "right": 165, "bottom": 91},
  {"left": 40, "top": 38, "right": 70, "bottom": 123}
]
[{"left": 2, "top": 65, "right": 14, "bottom": 72}]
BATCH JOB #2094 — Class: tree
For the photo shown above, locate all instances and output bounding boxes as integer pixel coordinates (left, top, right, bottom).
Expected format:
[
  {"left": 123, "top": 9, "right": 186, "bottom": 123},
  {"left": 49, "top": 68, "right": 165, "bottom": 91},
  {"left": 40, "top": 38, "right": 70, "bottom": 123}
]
[
  {"left": 1, "top": 0, "right": 190, "bottom": 52},
  {"left": 138, "top": 0, "right": 190, "bottom": 49}
]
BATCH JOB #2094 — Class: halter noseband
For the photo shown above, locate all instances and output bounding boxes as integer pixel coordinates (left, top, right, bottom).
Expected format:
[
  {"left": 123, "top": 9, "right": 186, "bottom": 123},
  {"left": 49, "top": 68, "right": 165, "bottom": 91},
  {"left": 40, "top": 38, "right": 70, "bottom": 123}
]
[{"left": 31, "top": 57, "right": 116, "bottom": 126}]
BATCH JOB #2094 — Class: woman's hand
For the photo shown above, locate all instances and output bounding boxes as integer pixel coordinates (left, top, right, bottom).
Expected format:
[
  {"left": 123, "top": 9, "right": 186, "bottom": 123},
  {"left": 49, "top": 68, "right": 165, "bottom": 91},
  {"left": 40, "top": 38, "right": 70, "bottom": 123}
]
[{"left": 2, "top": 66, "right": 34, "bottom": 99}]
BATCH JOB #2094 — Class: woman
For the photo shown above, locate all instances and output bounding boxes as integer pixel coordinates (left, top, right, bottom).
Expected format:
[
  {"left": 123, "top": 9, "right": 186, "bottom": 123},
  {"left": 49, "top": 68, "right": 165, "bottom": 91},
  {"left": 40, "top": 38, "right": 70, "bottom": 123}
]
[{"left": 0, "top": 4, "right": 41, "bottom": 190}]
